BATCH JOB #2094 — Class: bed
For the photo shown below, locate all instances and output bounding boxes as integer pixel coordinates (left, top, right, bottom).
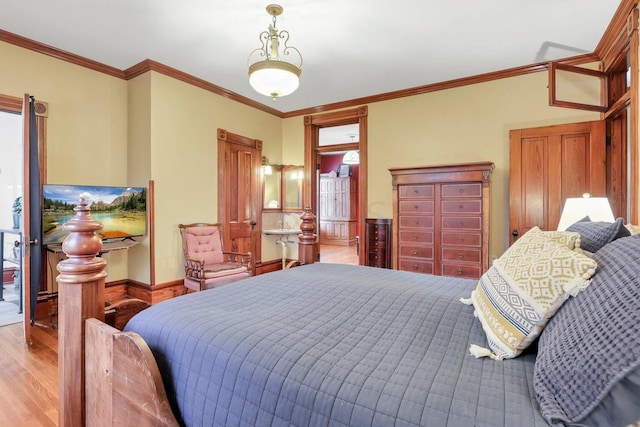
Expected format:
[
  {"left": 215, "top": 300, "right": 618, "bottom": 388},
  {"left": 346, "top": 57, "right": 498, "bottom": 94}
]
[
  {"left": 124, "top": 263, "right": 545, "bottom": 427},
  {"left": 81, "top": 226, "right": 640, "bottom": 427}
]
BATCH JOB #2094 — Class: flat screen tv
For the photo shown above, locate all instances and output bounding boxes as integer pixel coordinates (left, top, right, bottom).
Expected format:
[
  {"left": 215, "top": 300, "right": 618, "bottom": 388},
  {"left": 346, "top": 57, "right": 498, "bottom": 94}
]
[{"left": 42, "top": 184, "right": 147, "bottom": 246}]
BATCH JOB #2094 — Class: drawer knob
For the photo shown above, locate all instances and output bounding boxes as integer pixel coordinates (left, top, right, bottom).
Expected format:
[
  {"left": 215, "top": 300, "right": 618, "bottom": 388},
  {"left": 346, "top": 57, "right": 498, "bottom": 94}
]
[
  {"left": 459, "top": 204, "right": 464, "bottom": 209},
  {"left": 414, "top": 189, "right": 419, "bottom": 194},
  {"left": 459, "top": 188, "right": 464, "bottom": 193},
  {"left": 413, "top": 264, "right": 419, "bottom": 270},
  {"left": 457, "top": 269, "right": 464, "bottom": 275},
  {"left": 458, "top": 237, "right": 465, "bottom": 242},
  {"left": 458, "top": 253, "right": 464, "bottom": 258},
  {"left": 458, "top": 221, "right": 464, "bottom": 226},
  {"left": 414, "top": 205, "right": 419, "bottom": 210},
  {"left": 413, "top": 234, "right": 419, "bottom": 240},
  {"left": 414, "top": 220, "right": 419, "bottom": 225},
  {"left": 413, "top": 250, "right": 419, "bottom": 255}
]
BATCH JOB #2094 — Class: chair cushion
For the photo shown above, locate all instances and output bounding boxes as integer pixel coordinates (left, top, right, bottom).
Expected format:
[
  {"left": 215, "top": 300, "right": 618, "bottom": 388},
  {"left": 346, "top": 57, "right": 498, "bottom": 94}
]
[
  {"left": 203, "top": 262, "right": 247, "bottom": 278},
  {"left": 185, "top": 226, "right": 224, "bottom": 264}
]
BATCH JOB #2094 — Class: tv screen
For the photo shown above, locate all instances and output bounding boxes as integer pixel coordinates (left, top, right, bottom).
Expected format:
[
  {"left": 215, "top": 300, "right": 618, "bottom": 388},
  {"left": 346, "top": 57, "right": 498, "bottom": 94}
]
[{"left": 42, "top": 184, "right": 147, "bottom": 245}]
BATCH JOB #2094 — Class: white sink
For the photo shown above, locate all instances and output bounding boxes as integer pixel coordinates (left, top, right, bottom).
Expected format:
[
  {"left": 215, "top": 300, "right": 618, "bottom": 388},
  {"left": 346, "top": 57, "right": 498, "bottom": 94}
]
[{"left": 263, "top": 228, "right": 299, "bottom": 235}]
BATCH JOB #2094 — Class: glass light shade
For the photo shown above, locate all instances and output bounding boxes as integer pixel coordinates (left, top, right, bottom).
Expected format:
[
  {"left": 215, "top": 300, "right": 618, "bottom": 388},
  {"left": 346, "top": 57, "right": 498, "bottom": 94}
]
[
  {"left": 263, "top": 164, "right": 273, "bottom": 175},
  {"left": 249, "top": 60, "right": 300, "bottom": 99},
  {"left": 557, "top": 194, "right": 615, "bottom": 231},
  {"left": 343, "top": 151, "right": 360, "bottom": 165}
]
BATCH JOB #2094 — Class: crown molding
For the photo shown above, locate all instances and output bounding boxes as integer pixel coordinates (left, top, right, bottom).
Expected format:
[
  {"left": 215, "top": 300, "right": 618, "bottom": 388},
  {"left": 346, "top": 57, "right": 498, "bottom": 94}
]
[
  {"left": 282, "top": 53, "right": 600, "bottom": 118},
  {"left": 124, "top": 59, "right": 283, "bottom": 117},
  {"left": 0, "top": 28, "right": 602, "bottom": 119},
  {"left": 0, "top": 29, "right": 126, "bottom": 79}
]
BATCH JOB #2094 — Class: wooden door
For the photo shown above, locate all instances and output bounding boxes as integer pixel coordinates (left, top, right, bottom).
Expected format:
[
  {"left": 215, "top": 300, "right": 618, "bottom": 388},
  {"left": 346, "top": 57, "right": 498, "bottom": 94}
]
[
  {"left": 509, "top": 120, "right": 606, "bottom": 244},
  {"left": 22, "top": 94, "right": 34, "bottom": 343},
  {"left": 217, "top": 129, "right": 261, "bottom": 268}
]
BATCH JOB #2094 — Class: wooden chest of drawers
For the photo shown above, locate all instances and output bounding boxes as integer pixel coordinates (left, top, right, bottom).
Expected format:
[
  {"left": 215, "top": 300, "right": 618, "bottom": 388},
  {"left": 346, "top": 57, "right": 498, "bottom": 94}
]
[
  {"left": 390, "top": 162, "right": 494, "bottom": 279},
  {"left": 364, "top": 218, "right": 392, "bottom": 268}
]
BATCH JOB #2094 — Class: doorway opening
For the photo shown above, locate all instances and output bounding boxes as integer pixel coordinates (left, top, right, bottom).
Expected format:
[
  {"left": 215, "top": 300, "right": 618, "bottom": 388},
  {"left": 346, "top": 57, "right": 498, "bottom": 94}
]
[
  {"left": 0, "top": 109, "right": 24, "bottom": 327},
  {"left": 317, "top": 149, "right": 359, "bottom": 265},
  {"left": 303, "top": 106, "right": 368, "bottom": 265}
]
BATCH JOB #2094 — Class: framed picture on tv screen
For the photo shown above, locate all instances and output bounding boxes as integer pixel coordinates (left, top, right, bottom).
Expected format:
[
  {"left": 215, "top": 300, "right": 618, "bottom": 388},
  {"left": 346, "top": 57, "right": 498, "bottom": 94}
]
[{"left": 42, "top": 184, "right": 147, "bottom": 245}]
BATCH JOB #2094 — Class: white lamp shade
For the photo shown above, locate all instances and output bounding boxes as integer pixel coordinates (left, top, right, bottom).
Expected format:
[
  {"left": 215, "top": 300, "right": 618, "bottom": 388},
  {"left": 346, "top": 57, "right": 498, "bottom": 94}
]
[
  {"left": 342, "top": 151, "right": 359, "bottom": 165},
  {"left": 557, "top": 196, "right": 615, "bottom": 231},
  {"left": 249, "top": 60, "right": 300, "bottom": 98}
]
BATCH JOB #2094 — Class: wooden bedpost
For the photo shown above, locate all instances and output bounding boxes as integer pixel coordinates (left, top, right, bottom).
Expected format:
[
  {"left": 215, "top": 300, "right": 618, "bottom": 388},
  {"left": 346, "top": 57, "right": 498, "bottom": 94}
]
[
  {"left": 298, "top": 206, "right": 318, "bottom": 265},
  {"left": 57, "top": 198, "right": 107, "bottom": 427}
]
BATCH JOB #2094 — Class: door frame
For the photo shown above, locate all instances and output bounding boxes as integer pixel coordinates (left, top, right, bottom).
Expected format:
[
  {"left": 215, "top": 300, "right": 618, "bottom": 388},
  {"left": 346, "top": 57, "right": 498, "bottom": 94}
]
[
  {"left": 0, "top": 93, "right": 47, "bottom": 344},
  {"left": 217, "top": 128, "right": 262, "bottom": 266},
  {"left": 304, "top": 106, "right": 368, "bottom": 265}
]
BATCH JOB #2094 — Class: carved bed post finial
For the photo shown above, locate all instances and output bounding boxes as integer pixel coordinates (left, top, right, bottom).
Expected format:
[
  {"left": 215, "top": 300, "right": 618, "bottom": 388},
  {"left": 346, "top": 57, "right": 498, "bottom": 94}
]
[
  {"left": 57, "top": 198, "right": 108, "bottom": 427},
  {"left": 298, "top": 206, "right": 318, "bottom": 265}
]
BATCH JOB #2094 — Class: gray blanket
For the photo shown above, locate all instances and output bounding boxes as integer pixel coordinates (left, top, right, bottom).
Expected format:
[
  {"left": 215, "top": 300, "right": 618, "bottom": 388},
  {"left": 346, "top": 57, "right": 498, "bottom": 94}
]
[{"left": 126, "top": 263, "right": 548, "bottom": 426}]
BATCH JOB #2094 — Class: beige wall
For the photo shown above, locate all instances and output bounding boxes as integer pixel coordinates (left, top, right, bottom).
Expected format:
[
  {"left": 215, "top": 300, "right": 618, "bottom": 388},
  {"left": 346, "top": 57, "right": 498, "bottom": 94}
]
[
  {"left": 2, "top": 38, "right": 606, "bottom": 285},
  {"left": 283, "top": 72, "right": 600, "bottom": 259},
  {"left": 145, "top": 72, "right": 282, "bottom": 284},
  {"left": 2, "top": 42, "right": 283, "bottom": 286},
  {"left": 126, "top": 73, "right": 152, "bottom": 283},
  {"left": 0, "top": 40, "right": 131, "bottom": 282}
]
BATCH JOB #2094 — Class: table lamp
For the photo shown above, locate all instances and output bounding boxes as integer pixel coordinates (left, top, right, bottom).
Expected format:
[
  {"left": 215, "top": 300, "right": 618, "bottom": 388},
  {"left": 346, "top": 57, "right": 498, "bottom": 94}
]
[{"left": 557, "top": 193, "right": 614, "bottom": 231}]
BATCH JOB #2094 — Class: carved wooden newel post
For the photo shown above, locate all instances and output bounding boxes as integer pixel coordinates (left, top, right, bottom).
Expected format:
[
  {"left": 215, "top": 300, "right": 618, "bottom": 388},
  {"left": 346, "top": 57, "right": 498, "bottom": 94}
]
[
  {"left": 298, "top": 206, "right": 318, "bottom": 265},
  {"left": 57, "top": 198, "right": 107, "bottom": 426}
]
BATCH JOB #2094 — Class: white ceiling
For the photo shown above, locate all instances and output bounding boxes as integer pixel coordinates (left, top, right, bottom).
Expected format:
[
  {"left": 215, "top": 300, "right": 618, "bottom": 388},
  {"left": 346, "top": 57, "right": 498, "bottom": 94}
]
[{"left": 0, "top": 1, "right": 621, "bottom": 114}]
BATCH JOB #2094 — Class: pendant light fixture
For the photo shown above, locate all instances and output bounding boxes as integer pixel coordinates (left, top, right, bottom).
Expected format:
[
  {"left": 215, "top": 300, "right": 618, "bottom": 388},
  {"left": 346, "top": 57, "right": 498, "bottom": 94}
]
[{"left": 248, "top": 4, "right": 303, "bottom": 101}]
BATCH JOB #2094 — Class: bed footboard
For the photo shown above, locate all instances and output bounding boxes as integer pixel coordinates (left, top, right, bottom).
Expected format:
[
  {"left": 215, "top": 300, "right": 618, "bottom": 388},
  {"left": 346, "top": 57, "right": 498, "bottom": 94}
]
[{"left": 85, "top": 318, "right": 179, "bottom": 426}]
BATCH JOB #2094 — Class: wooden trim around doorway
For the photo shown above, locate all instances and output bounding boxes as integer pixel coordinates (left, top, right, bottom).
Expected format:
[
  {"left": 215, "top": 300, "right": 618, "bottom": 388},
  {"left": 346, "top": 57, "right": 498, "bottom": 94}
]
[{"left": 304, "top": 106, "right": 368, "bottom": 265}]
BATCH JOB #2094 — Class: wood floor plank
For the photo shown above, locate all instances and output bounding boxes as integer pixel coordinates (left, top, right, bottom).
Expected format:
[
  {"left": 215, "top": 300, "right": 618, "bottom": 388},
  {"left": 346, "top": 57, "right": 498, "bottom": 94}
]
[{"left": 0, "top": 322, "right": 58, "bottom": 425}]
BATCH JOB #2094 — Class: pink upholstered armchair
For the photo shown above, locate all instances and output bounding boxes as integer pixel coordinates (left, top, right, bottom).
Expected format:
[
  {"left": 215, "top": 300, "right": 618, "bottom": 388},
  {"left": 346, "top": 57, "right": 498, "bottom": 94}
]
[{"left": 178, "top": 223, "right": 252, "bottom": 292}]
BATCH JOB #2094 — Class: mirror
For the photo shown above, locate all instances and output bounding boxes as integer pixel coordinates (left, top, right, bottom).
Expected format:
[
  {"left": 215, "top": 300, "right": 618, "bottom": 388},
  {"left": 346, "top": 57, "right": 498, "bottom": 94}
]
[
  {"left": 283, "top": 165, "right": 303, "bottom": 211},
  {"left": 263, "top": 165, "right": 282, "bottom": 210}
]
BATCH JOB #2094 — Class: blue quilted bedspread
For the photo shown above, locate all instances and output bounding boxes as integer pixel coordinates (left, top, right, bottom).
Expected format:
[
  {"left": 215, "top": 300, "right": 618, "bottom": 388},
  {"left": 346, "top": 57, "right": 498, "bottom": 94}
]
[{"left": 126, "top": 263, "right": 547, "bottom": 426}]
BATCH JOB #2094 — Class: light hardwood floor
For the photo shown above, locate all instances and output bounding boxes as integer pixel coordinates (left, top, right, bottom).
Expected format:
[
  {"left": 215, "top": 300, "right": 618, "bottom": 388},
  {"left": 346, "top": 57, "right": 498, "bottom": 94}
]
[
  {"left": 0, "top": 322, "right": 58, "bottom": 426},
  {"left": 319, "top": 244, "right": 359, "bottom": 264}
]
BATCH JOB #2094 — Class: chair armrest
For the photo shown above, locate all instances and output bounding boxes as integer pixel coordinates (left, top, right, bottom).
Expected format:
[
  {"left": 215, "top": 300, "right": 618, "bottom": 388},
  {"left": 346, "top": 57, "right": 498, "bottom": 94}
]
[{"left": 183, "top": 256, "right": 206, "bottom": 279}]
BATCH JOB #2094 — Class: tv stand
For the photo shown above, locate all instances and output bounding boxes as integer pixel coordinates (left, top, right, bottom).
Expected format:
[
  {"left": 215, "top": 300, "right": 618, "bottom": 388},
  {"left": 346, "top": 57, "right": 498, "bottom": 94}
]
[{"left": 46, "top": 239, "right": 139, "bottom": 255}]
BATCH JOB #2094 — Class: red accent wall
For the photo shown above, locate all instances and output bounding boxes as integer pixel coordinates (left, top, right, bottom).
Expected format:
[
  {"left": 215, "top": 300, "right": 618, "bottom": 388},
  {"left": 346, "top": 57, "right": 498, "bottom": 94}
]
[{"left": 320, "top": 154, "right": 360, "bottom": 235}]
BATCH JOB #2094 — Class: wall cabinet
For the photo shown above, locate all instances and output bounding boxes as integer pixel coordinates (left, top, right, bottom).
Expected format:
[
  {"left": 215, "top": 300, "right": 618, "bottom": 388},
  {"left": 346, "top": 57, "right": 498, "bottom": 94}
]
[
  {"left": 319, "top": 176, "right": 356, "bottom": 245},
  {"left": 390, "top": 162, "right": 493, "bottom": 279},
  {"left": 365, "top": 218, "right": 392, "bottom": 268}
]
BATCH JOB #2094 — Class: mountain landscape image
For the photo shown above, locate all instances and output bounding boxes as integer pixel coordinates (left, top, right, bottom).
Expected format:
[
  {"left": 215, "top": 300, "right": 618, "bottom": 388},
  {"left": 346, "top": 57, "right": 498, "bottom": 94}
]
[{"left": 43, "top": 185, "right": 147, "bottom": 244}]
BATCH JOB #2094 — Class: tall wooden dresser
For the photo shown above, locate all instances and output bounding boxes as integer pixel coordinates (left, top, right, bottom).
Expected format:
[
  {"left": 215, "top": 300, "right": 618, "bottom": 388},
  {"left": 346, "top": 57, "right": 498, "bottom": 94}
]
[
  {"left": 319, "top": 176, "right": 357, "bottom": 245},
  {"left": 389, "top": 162, "right": 494, "bottom": 279},
  {"left": 364, "top": 218, "right": 392, "bottom": 268}
]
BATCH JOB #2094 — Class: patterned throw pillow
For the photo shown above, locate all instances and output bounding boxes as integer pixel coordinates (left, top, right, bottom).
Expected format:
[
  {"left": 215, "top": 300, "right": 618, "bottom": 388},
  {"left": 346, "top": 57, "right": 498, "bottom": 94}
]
[
  {"left": 516, "top": 226, "right": 581, "bottom": 250},
  {"left": 566, "top": 217, "right": 630, "bottom": 253},
  {"left": 467, "top": 227, "right": 597, "bottom": 360}
]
